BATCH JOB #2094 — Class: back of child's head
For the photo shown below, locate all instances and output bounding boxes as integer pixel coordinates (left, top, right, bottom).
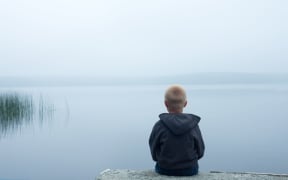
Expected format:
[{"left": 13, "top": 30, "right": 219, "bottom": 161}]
[{"left": 165, "top": 85, "right": 187, "bottom": 112}]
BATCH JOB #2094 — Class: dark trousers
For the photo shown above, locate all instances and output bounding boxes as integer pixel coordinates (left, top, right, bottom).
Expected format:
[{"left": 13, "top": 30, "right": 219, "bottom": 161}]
[{"left": 155, "top": 163, "right": 199, "bottom": 176}]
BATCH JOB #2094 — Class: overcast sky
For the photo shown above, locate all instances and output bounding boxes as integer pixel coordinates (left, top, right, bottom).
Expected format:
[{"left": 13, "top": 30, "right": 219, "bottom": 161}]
[{"left": 0, "top": 0, "right": 287, "bottom": 77}]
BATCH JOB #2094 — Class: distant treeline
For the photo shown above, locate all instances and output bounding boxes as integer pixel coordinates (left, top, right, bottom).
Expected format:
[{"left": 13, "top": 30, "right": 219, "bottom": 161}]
[{"left": 0, "top": 73, "right": 288, "bottom": 87}]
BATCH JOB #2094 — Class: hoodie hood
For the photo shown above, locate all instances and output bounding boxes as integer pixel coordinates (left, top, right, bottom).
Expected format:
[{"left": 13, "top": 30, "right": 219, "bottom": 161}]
[{"left": 159, "top": 113, "right": 200, "bottom": 135}]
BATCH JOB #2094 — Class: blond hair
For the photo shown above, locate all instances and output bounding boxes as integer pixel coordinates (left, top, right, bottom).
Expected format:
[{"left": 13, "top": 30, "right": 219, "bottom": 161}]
[{"left": 165, "top": 85, "right": 187, "bottom": 111}]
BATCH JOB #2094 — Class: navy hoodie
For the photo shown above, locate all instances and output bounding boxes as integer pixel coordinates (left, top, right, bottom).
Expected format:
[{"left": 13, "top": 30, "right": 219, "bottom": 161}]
[{"left": 149, "top": 113, "right": 205, "bottom": 170}]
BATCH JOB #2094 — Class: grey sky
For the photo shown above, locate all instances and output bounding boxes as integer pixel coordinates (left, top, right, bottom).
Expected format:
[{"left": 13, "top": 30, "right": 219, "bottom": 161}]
[{"left": 0, "top": 0, "right": 287, "bottom": 77}]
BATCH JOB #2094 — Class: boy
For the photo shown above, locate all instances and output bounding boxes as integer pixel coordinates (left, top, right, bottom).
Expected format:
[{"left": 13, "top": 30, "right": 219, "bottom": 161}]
[{"left": 149, "top": 85, "right": 205, "bottom": 176}]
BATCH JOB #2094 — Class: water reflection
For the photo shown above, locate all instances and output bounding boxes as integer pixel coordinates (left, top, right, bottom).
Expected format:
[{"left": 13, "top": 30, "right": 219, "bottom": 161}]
[{"left": 0, "top": 92, "right": 54, "bottom": 138}]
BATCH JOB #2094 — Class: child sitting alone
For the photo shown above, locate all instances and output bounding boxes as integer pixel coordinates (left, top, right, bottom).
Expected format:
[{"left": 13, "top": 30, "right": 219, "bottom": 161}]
[{"left": 149, "top": 85, "right": 205, "bottom": 176}]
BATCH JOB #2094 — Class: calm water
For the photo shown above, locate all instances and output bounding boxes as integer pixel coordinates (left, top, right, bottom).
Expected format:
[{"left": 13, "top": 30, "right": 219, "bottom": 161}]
[{"left": 0, "top": 84, "right": 288, "bottom": 180}]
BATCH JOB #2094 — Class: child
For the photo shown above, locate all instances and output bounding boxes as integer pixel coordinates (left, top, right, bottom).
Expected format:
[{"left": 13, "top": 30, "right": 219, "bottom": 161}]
[{"left": 149, "top": 85, "right": 205, "bottom": 176}]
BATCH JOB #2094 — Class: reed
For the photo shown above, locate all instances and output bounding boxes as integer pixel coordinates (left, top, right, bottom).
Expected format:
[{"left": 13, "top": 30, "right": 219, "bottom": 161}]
[
  {"left": 0, "top": 92, "right": 34, "bottom": 137},
  {"left": 0, "top": 92, "right": 55, "bottom": 138}
]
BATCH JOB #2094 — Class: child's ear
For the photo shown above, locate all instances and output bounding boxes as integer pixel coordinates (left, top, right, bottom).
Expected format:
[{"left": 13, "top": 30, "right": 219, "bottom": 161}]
[
  {"left": 165, "top": 101, "right": 169, "bottom": 108},
  {"left": 184, "top": 101, "right": 187, "bottom": 107}
]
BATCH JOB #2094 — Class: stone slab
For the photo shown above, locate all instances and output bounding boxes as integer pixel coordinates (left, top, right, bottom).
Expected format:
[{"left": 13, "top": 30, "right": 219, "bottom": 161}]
[{"left": 96, "top": 169, "right": 288, "bottom": 180}]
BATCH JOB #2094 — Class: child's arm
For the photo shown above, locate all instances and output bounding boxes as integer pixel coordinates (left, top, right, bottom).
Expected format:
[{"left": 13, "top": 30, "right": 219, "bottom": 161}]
[
  {"left": 193, "top": 125, "right": 205, "bottom": 159},
  {"left": 149, "top": 122, "right": 161, "bottom": 161}
]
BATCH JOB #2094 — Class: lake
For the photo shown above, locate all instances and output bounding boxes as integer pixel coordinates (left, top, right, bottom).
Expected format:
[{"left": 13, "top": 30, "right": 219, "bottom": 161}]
[{"left": 0, "top": 84, "right": 288, "bottom": 180}]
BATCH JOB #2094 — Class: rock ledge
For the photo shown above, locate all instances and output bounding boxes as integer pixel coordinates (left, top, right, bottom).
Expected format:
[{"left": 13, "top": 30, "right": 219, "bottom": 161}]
[{"left": 96, "top": 169, "right": 288, "bottom": 180}]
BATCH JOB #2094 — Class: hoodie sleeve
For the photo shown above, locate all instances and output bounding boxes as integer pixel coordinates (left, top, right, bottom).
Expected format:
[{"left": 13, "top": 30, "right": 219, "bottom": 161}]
[
  {"left": 149, "top": 121, "right": 162, "bottom": 162},
  {"left": 193, "top": 125, "right": 205, "bottom": 159}
]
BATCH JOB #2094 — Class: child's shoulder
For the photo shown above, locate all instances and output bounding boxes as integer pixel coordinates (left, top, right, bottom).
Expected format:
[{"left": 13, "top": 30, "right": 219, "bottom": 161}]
[{"left": 153, "top": 119, "right": 163, "bottom": 127}]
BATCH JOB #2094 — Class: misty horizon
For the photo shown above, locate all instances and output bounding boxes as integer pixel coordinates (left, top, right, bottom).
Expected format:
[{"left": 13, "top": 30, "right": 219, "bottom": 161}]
[{"left": 0, "top": 72, "right": 288, "bottom": 87}]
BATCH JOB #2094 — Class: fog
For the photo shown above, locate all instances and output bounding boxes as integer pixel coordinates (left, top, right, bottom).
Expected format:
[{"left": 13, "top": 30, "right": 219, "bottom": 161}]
[{"left": 0, "top": 0, "right": 288, "bottom": 77}]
